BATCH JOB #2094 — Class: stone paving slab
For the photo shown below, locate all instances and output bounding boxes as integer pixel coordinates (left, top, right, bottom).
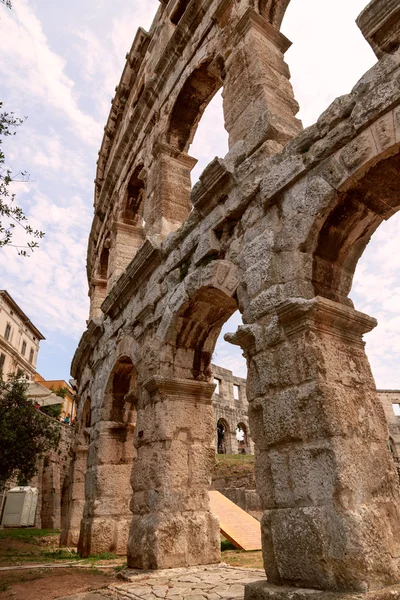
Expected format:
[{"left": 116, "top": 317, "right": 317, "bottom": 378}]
[{"left": 59, "top": 565, "right": 267, "bottom": 600}]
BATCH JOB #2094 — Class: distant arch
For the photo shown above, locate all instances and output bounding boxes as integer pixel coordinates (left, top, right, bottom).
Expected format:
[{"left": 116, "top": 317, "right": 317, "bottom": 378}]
[
  {"left": 217, "top": 418, "right": 231, "bottom": 454},
  {"left": 236, "top": 421, "right": 250, "bottom": 454}
]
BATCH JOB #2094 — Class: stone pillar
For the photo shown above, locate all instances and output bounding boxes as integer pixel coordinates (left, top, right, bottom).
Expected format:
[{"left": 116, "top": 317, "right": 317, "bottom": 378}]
[
  {"left": 89, "top": 279, "right": 107, "bottom": 320},
  {"left": 223, "top": 9, "right": 302, "bottom": 157},
  {"left": 41, "top": 458, "right": 61, "bottom": 529},
  {"left": 240, "top": 297, "right": 400, "bottom": 595},
  {"left": 127, "top": 377, "right": 220, "bottom": 569},
  {"left": 78, "top": 421, "right": 135, "bottom": 556},
  {"left": 60, "top": 436, "right": 89, "bottom": 547},
  {"left": 144, "top": 142, "right": 197, "bottom": 237},
  {"left": 108, "top": 221, "right": 146, "bottom": 287}
]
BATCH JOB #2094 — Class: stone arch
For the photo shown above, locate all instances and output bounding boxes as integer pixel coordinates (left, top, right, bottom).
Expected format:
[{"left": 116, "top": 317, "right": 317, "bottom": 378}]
[
  {"left": 97, "top": 243, "right": 110, "bottom": 281},
  {"left": 160, "top": 260, "right": 240, "bottom": 379},
  {"left": 217, "top": 417, "right": 232, "bottom": 454},
  {"left": 166, "top": 60, "right": 223, "bottom": 153},
  {"left": 120, "top": 164, "right": 146, "bottom": 226},
  {"left": 258, "top": 0, "right": 291, "bottom": 28},
  {"left": 78, "top": 357, "right": 137, "bottom": 557},
  {"left": 60, "top": 394, "right": 92, "bottom": 547},
  {"left": 236, "top": 421, "right": 250, "bottom": 454},
  {"left": 310, "top": 127, "right": 400, "bottom": 304}
]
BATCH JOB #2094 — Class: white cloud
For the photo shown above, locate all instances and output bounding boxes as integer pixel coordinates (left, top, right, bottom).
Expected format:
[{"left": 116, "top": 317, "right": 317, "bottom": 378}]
[{"left": 0, "top": 0, "right": 102, "bottom": 146}]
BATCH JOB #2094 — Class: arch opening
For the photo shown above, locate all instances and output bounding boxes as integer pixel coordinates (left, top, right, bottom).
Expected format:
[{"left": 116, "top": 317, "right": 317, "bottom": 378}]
[
  {"left": 78, "top": 357, "right": 137, "bottom": 557},
  {"left": 217, "top": 418, "right": 231, "bottom": 454},
  {"left": 120, "top": 165, "right": 145, "bottom": 227},
  {"left": 167, "top": 60, "right": 223, "bottom": 153},
  {"left": 312, "top": 154, "right": 400, "bottom": 305}
]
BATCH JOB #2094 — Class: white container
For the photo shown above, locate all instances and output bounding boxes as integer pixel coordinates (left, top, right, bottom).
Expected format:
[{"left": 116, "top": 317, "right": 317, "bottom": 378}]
[{"left": 1, "top": 487, "right": 38, "bottom": 527}]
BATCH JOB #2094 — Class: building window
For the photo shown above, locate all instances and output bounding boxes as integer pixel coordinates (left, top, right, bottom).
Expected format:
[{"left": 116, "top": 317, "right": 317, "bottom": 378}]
[
  {"left": 214, "top": 378, "right": 221, "bottom": 395},
  {"left": 0, "top": 353, "right": 5, "bottom": 373},
  {"left": 4, "top": 323, "right": 11, "bottom": 341},
  {"left": 29, "top": 348, "right": 34, "bottom": 364},
  {"left": 21, "top": 340, "right": 27, "bottom": 356},
  {"left": 233, "top": 384, "right": 240, "bottom": 401},
  {"left": 393, "top": 404, "right": 400, "bottom": 416}
]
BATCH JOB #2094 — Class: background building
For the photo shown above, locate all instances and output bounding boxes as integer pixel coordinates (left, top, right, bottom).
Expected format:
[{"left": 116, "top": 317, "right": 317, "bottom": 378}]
[
  {"left": 0, "top": 290, "right": 44, "bottom": 380},
  {"left": 34, "top": 374, "right": 76, "bottom": 421},
  {"left": 212, "top": 364, "right": 254, "bottom": 455}
]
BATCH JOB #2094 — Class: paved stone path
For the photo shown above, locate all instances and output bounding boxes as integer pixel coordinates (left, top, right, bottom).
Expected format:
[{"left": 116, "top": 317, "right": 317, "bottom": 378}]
[{"left": 60, "top": 565, "right": 266, "bottom": 600}]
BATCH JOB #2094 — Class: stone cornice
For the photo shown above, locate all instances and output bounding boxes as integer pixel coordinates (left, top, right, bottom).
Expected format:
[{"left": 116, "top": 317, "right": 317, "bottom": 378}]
[
  {"left": 357, "top": 0, "right": 400, "bottom": 58},
  {"left": 112, "top": 221, "right": 145, "bottom": 236},
  {"left": 144, "top": 376, "right": 216, "bottom": 403},
  {"left": 235, "top": 8, "right": 292, "bottom": 54},
  {"left": 277, "top": 296, "right": 377, "bottom": 345},
  {"left": 101, "top": 239, "right": 162, "bottom": 319}
]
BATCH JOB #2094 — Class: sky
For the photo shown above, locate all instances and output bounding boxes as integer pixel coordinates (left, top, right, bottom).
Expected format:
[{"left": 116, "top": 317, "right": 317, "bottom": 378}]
[{"left": 0, "top": 0, "right": 398, "bottom": 390}]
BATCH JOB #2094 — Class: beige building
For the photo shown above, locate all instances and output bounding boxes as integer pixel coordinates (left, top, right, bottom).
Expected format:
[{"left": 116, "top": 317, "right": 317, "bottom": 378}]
[
  {"left": 0, "top": 290, "right": 44, "bottom": 380},
  {"left": 34, "top": 374, "right": 77, "bottom": 421}
]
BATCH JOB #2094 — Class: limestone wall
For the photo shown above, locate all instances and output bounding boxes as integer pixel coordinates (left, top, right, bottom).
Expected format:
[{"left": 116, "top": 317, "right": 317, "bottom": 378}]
[
  {"left": 31, "top": 422, "right": 74, "bottom": 530},
  {"left": 63, "top": 0, "right": 400, "bottom": 592},
  {"left": 211, "top": 364, "right": 254, "bottom": 454}
]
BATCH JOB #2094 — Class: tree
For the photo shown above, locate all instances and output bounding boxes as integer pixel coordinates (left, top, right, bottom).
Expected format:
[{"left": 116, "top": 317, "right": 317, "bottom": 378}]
[
  {"left": 0, "top": 1, "right": 12, "bottom": 8},
  {"left": 0, "top": 105, "right": 45, "bottom": 255},
  {"left": 0, "top": 375, "right": 61, "bottom": 488}
]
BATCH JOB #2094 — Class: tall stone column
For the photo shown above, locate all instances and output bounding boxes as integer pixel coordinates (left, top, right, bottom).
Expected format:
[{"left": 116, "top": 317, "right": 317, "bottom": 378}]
[
  {"left": 41, "top": 458, "right": 61, "bottom": 529},
  {"left": 78, "top": 421, "right": 135, "bottom": 556},
  {"left": 127, "top": 377, "right": 220, "bottom": 569},
  {"left": 223, "top": 9, "right": 302, "bottom": 157},
  {"left": 60, "top": 436, "right": 89, "bottom": 547},
  {"left": 235, "top": 297, "right": 400, "bottom": 595},
  {"left": 144, "top": 143, "right": 197, "bottom": 238}
]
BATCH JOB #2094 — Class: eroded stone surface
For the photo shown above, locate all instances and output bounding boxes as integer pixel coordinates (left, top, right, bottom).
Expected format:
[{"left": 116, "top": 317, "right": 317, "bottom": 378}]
[{"left": 62, "top": 0, "right": 400, "bottom": 595}]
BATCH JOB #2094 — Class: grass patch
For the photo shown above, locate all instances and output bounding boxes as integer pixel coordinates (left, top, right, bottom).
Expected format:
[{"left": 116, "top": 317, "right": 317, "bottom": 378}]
[
  {"left": 40, "top": 548, "right": 81, "bottom": 560},
  {"left": 221, "top": 537, "right": 236, "bottom": 551},
  {"left": 222, "top": 549, "right": 263, "bottom": 570},
  {"left": 0, "top": 528, "right": 59, "bottom": 541}
]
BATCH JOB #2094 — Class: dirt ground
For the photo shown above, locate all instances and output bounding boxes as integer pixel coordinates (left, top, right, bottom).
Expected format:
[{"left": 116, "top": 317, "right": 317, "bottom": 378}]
[
  {"left": 0, "top": 529, "right": 121, "bottom": 599},
  {"left": 0, "top": 567, "right": 115, "bottom": 599},
  {"left": 0, "top": 528, "right": 263, "bottom": 598}
]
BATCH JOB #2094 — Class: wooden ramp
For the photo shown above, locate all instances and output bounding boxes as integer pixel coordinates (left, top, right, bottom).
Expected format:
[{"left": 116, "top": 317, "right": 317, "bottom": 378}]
[{"left": 209, "top": 490, "right": 262, "bottom": 551}]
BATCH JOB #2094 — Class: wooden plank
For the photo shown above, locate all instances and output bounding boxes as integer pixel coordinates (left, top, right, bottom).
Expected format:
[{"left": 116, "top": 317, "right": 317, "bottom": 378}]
[{"left": 209, "top": 490, "right": 262, "bottom": 551}]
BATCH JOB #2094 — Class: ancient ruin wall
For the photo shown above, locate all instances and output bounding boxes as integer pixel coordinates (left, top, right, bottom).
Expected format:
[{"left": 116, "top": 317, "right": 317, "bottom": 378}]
[{"left": 65, "top": 0, "right": 400, "bottom": 595}]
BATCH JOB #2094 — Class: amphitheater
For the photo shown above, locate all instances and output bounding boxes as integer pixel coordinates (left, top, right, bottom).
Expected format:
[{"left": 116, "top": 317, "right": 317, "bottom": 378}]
[{"left": 60, "top": 0, "right": 400, "bottom": 598}]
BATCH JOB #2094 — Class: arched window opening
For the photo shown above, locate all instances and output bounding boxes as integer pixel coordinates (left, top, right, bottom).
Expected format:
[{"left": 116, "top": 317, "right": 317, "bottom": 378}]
[
  {"left": 98, "top": 244, "right": 109, "bottom": 281},
  {"left": 170, "top": 0, "right": 190, "bottom": 25},
  {"left": 121, "top": 165, "right": 145, "bottom": 226},
  {"left": 103, "top": 356, "right": 137, "bottom": 424},
  {"left": 236, "top": 422, "right": 249, "bottom": 454},
  {"left": 173, "top": 287, "right": 237, "bottom": 380},
  {"left": 217, "top": 418, "right": 230, "bottom": 454},
  {"left": 189, "top": 90, "right": 229, "bottom": 186},
  {"left": 167, "top": 61, "right": 222, "bottom": 153}
]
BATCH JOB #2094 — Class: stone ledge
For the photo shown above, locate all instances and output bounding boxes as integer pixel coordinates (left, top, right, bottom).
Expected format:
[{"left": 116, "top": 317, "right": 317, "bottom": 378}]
[{"left": 245, "top": 581, "right": 400, "bottom": 600}]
